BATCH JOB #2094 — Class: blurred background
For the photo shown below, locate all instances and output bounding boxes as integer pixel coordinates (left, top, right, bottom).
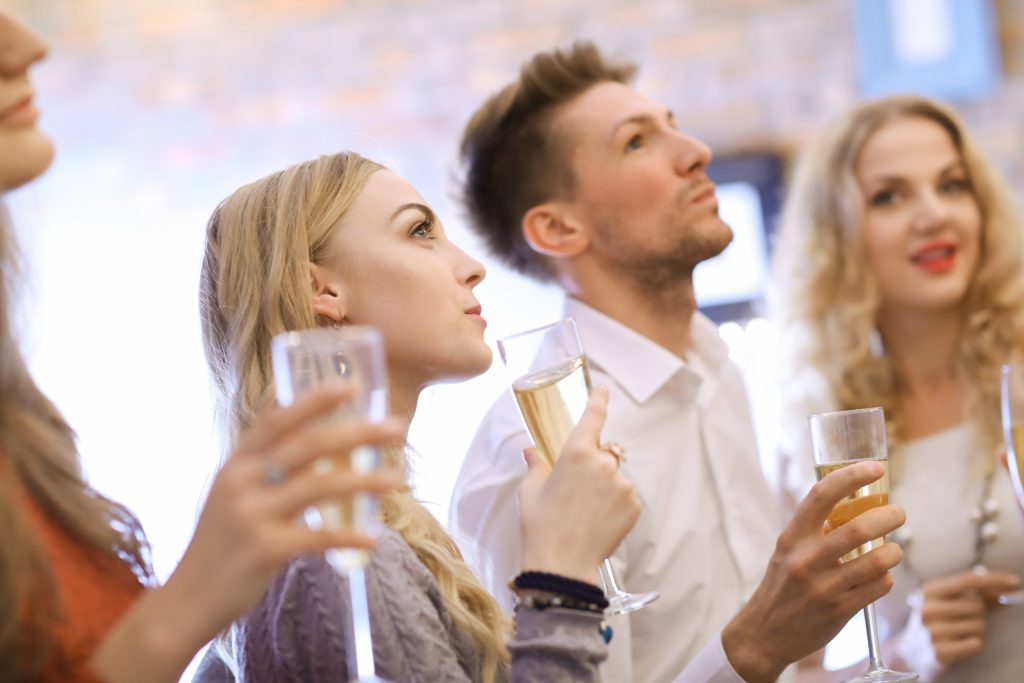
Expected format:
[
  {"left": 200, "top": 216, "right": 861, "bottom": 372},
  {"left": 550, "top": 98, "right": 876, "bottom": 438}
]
[{"left": 5, "top": 0, "right": 1023, "bottom": 677}]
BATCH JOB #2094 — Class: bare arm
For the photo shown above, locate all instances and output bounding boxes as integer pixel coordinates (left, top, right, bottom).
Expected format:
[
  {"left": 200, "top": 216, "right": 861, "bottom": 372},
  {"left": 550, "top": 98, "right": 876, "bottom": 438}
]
[{"left": 90, "top": 387, "right": 401, "bottom": 683}]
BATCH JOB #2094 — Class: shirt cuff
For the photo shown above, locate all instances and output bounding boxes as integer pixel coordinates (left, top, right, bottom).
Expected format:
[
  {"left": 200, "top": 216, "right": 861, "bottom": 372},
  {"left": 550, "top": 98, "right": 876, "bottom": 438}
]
[{"left": 674, "top": 632, "right": 748, "bottom": 683}]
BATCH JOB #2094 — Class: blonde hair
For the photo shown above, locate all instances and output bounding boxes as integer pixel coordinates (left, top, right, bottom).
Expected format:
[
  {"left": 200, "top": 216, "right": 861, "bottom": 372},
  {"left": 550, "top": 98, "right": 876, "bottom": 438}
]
[
  {"left": 772, "top": 95, "right": 1024, "bottom": 462},
  {"left": 199, "top": 152, "right": 511, "bottom": 681},
  {"left": 0, "top": 207, "right": 152, "bottom": 681}
]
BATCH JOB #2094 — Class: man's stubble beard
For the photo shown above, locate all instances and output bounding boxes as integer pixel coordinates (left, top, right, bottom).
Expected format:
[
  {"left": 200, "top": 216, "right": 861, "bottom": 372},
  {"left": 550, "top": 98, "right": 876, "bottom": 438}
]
[{"left": 592, "top": 212, "right": 733, "bottom": 314}]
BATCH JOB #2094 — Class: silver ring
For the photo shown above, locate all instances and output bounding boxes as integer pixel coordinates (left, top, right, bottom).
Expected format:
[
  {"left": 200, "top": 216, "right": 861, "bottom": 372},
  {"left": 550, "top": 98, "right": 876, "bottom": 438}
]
[
  {"left": 600, "top": 442, "right": 627, "bottom": 466},
  {"left": 263, "top": 463, "right": 287, "bottom": 486}
]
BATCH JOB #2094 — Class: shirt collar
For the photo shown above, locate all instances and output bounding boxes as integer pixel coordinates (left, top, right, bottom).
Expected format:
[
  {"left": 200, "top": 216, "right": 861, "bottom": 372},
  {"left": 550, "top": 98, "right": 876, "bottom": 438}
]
[{"left": 563, "top": 298, "right": 731, "bottom": 405}]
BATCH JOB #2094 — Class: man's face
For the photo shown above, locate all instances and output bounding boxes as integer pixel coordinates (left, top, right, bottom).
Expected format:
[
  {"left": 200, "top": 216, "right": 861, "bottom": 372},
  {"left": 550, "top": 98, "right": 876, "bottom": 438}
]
[{"left": 554, "top": 81, "right": 732, "bottom": 286}]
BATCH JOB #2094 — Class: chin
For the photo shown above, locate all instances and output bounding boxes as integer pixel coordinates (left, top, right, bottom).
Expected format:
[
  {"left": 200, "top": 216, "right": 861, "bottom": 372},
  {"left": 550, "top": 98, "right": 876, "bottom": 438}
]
[
  {"left": 0, "top": 129, "right": 55, "bottom": 190},
  {"left": 427, "top": 345, "right": 493, "bottom": 386}
]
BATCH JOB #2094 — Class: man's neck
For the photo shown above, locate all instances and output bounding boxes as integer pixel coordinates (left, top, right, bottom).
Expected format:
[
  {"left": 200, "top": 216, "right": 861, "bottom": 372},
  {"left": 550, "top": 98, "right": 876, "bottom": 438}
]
[{"left": 563, "top": 269, "right": 696, "bottom": 360}]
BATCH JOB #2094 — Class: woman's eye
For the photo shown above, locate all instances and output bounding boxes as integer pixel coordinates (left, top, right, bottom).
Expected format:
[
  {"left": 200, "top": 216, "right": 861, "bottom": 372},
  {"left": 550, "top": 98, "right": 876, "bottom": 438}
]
[
  {"left": 869, "top": 189, "right": 897, "bottom": 207},
  {"left": 625, "top": 134, "right": 644, "bottom": 152},
  {"left": 411, "top": 218, "right": 434, "bottom": 239},
  {"left": 940, "top": 178, "right": 970, "bottom": 195}
]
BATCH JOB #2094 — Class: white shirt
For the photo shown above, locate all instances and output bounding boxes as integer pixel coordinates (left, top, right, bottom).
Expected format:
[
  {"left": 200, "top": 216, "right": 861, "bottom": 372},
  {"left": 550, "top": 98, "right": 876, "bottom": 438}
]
[{"left": 450, "top": 299, "right": 785, "bottom": 683}]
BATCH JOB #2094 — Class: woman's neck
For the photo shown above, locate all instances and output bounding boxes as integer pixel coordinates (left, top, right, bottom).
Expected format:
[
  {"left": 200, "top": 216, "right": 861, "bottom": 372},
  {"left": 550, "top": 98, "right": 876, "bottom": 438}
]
[
  {"left": 878, "top": 306, "right": 966, "bottom": 438},
  {"left": 386, "top": 375, "right": 420, "bottom": 441}
]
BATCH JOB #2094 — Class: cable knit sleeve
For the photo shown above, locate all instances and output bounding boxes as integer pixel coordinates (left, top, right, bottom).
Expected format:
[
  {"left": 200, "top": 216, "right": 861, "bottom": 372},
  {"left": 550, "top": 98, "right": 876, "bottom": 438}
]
[{"left": 232, "top": 528, "right": 607, "bottom": 683}]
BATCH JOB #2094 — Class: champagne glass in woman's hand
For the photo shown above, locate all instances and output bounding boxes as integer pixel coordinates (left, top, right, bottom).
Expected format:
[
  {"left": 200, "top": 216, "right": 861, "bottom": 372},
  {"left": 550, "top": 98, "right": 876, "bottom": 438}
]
[
  {"left": 92, "top": 386, "right": 401, "bottom": 683},
  {"left": 995, "top": 365, "right": 1024, "bottom": 604},
  {"left": 499, "top": 318, "right": 658, "bottom": 614},
  {"left": 810, "top": 408, "right": 917, "bottom": 683},
  {"left": 518, "top": 386, "right": 642, "bottom": 583},
  {"left": 272, "top": 326, "right": 393, "bottom": 683}
]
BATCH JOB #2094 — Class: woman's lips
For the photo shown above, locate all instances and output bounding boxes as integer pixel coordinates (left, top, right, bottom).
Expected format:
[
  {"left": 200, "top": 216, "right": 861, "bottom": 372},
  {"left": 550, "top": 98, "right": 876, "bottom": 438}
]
[
  {"left": 911, "top": 243, "right": 957, "bottom": 274},
  {"left": 0, "top": 96, "right": 39, "bottom": 127},
  {"left": 465, "top": 305, "right": 487, "bottom": 328}
]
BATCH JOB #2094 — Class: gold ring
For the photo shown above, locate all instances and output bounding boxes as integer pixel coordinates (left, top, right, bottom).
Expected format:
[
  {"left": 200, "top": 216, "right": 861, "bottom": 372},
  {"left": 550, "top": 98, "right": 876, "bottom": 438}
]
[{"left": 600, "top": 442, "right": 627, "bottom": 466}]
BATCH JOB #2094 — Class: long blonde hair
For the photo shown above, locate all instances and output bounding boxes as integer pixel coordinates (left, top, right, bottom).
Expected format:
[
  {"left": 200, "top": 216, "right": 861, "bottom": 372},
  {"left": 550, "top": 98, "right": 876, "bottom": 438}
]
[
  {"left": 0, "top": 207, "right": 152, "bottom": 681},
  {"left": 772, "top": 95, "right": 1024, "bottom": 462},
  {"left": 199, "top": 152, "right": 511, "bottom": 681}
]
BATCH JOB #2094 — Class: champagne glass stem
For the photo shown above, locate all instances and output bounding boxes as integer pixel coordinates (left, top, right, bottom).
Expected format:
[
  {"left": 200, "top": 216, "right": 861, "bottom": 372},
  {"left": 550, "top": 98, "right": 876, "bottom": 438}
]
[
  {"left": 599, "top": 558, "right": 623, "bottom": 594},
  {"left": 863, "top": 602, "right": 885, "bottom": 672},
  {"left": 328, "top": 549, "right": 379, "bottom": 682},
  {"left": 349, "top": 564, "right": 377, "bottom": 680}
]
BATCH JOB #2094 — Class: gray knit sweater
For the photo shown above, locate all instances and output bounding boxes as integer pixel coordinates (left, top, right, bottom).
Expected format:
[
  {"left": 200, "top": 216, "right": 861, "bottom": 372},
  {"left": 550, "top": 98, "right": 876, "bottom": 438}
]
[{"left": 194, "top": 528, "right": 607, "bottom": 683}]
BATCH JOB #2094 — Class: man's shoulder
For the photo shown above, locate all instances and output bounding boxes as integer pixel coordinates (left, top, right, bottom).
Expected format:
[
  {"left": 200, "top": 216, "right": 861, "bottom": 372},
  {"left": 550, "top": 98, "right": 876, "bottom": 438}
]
[
  {"left": 462, "top": 389, "right": 530, "bottom": 464},
  {"left": 450, "top": 390, "right": 532, "bottom": 525}
]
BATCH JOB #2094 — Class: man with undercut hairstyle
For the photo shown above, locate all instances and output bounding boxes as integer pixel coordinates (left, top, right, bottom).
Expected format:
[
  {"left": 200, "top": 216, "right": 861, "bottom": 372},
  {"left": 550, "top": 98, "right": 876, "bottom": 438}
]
[{"left": 451, "top": 41, "right": 907, "bottom": 683}]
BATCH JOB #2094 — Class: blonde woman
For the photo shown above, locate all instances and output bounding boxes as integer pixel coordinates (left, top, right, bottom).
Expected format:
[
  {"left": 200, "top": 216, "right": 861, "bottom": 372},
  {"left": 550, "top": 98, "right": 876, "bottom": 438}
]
[
  {"left": 772, "top": 95, "right": 1024, "bottom": 682},
  {"left": 197, "top": 152, "right": 642, "bottom": 682},
  {"left": 0, "top": 11, "right": 401, "bottom": 683}
]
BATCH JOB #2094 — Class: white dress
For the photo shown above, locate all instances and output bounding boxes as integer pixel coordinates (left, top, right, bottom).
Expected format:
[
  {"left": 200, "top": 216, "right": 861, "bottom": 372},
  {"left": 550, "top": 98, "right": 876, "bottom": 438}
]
[{"left": 881, "top": 424, "right": 1024, "bottom": 682}]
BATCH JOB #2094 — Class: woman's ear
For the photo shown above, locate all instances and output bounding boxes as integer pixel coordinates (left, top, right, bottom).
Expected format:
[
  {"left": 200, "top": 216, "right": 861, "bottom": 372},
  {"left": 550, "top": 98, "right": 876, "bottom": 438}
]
[
  {"left": 310, "top": 263, "right": 347, "bottom": 323},
  {"left": 522, "top": 202, "right": 588, "bottom": 258}
]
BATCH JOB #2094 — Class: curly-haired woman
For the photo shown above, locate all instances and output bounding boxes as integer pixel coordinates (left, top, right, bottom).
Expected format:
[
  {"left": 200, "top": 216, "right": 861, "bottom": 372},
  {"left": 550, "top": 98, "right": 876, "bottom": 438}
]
[{"left": 772, "top": 95, "right": 1024, "bottom": 682}]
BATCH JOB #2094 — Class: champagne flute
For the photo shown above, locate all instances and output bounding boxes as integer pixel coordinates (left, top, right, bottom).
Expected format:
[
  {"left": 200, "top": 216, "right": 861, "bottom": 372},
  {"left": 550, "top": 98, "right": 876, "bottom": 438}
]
[
  {"left": 499, "top": 317, "right": 659, "bottom": 615},
  {"left": 272, "top": 326, "right": 389, "bottom": 683},
  {"left": 809, "top": 408, "right": 917, "bottom": 683},
  {"left": 996, "top": 364, "right": 1024, "bottom": 605}
]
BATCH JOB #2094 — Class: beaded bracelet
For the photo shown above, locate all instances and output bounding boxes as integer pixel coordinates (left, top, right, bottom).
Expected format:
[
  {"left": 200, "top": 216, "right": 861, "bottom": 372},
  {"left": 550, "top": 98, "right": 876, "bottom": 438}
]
[
  {"left": 509, "top": 571, "right": 608, "bottom": 608},
  {"left": 512, "top": 593, "right": 614, "bottom": 645},
  {"left": 509, "top": 571, "right": 614, "bottom": 644},
  {"left": 512, "top": 592, "right": 606, "bottom": 615}
]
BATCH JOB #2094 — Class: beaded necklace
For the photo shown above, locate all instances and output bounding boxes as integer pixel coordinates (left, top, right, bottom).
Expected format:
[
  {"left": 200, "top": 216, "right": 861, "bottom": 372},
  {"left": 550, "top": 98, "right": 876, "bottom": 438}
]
[{"left": 890, "top": 453, "right": 999, "bottom": 579}]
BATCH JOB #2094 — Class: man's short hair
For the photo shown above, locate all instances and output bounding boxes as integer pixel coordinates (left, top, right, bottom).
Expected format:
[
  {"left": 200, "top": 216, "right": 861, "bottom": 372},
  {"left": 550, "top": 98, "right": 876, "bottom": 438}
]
[{"left": 459, "top": 41, "right": 636, "bottom": 281}]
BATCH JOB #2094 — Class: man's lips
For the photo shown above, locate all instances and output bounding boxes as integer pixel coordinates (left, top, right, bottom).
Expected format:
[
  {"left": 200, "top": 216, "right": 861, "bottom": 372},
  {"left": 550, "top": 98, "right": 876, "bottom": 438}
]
[{"left": 690, "top": 182, "right": 717, "bottom": 204}]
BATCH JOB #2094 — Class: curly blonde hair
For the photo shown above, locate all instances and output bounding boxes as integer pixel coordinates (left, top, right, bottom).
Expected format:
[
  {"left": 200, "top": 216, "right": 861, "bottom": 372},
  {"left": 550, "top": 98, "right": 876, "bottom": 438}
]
[
  {"left": 199, "top": 152, "right": 511, "bottom": 681},
  {"left": 772, "top": 95, "right": 1024, "bottom": 469}
]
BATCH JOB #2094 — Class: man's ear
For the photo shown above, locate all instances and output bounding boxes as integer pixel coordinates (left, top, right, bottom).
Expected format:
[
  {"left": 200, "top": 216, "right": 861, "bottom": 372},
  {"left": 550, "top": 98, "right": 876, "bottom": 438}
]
[
  {"left": 522, "top": 202, "right": 589, "bottom": 258},
  {"left": 309, "top": 263, "right": 347, "bottom": 323}
]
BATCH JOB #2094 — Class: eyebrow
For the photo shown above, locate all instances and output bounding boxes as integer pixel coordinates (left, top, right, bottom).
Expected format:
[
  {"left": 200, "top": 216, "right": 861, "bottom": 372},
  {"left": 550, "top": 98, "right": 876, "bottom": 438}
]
[
  {"left": 863, "top": 160, "right": 968, "bottom": 186},
  {"left": 390, "top": 202, "right": 436, "bottom": 223},
  {"left": 608, "top": 109, "right": 675, "bottom": 142}
]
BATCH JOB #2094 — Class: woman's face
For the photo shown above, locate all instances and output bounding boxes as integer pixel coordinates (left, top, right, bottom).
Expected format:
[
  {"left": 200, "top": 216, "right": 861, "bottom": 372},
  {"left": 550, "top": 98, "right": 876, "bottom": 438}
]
[
  {"left": 316, "top": 169, "right": 491, "bottom": 388},
  {"left": 857, "top": 116, "right": 982, "bottom": 319},
  {"left": 0, "top": 11, "right": 52, "bottom": 190}
]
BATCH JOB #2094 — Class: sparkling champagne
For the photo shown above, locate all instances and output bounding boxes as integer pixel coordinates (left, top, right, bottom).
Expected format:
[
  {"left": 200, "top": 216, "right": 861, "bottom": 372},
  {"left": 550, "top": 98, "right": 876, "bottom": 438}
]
[
  {"left": 814, "top": 458, "right": 889, "bottom": 562},
  {"left": 512, "top": 356, "right": 592, "bottom": 466},
  {"left": 307, "top": 445, "right": 382, "bottom": 570}
]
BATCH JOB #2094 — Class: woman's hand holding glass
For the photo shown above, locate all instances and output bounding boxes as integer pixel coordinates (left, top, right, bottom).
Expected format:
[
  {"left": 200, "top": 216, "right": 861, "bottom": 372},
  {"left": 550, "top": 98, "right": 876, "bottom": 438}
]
[
  {"left": 517, "top": 386, "right": 641, "bottom": 585},
  {"left": 177, "top": 386, "right": 402, "bottom": 623},
  {"left": 91, "top": 386, "right": 401, "bottom": 682}
]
